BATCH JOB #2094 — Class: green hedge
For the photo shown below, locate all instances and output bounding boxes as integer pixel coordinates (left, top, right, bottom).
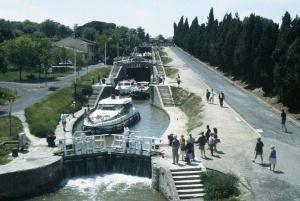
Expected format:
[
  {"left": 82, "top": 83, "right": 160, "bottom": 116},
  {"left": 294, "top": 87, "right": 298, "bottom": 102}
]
[
  {"left": 171, "top": 86, "right": 203, "bottom": 132},
  {"left": 202, "top": 171, "right": 240, "bottom": 201}
]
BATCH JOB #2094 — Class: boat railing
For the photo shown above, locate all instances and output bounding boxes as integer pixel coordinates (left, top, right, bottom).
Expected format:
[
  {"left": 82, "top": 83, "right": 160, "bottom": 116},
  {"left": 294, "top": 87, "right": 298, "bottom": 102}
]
[{"left": 57, "top": 131, "right": 161, "bottom": 158}]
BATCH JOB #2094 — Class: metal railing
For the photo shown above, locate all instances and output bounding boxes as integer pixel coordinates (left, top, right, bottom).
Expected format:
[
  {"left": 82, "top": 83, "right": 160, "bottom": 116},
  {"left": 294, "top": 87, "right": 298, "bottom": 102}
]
[{"left": 57, "top": 131, "right": 161, "bottom": 158}]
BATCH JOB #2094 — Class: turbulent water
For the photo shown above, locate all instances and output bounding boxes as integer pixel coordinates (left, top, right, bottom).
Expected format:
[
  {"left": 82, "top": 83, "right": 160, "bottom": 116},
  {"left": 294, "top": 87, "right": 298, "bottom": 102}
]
[
  {"left": 28, "top": 174, "right": 167, "bottom": 201},
  {"left": 29, "top": 100, "right": 169, "bottom": 201}
]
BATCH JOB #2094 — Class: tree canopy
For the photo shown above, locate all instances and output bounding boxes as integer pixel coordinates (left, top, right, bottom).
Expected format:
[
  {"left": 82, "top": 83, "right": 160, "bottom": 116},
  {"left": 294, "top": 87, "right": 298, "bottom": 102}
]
[{"left": 174, "top": 9, "right": 300, "bottom": 112}]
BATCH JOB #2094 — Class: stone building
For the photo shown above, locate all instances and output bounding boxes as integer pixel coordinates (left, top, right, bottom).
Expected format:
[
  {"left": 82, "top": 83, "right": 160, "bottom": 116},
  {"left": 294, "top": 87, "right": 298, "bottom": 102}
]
[{"left": 53, "top": 37, "right": 96, "bottom": 62}]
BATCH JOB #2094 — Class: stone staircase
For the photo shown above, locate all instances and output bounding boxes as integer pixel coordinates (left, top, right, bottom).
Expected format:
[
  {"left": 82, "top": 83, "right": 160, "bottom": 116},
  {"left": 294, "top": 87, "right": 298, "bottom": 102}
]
[
  {"left": 171, "top": 168, "right": 205, "bottom": 200},
  {"left": 157, "top": 85, "right": 174, "bottom": 107},
  {"left": 109, "top": 64, "right": 122, "bottom": 79},
  {"left": 88, "top": 86, "right": 103, "bottom": 108}
]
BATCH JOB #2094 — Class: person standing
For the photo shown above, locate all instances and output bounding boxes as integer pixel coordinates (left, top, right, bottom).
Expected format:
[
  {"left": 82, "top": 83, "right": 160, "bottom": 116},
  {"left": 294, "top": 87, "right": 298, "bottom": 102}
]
[
  {"left": 172, "top": 135, "right": 180, "bottom": 165},
  {"left": 218, "top": 91, "right": 225, "bottom": 107},
  {"left": 188, "top": 134, "right": 195, "bottom": 161},
  {"left": 206, "top": 89, "right": 211, "bottom": 103},
  {"left": 208, "top": 134, "right": 215, "bottom": 156},
  {"left": 185, "top": 139, "right": 193, "bottom": 165},
  {"left": 176, "top": 76, "right": 181, "bottom": 87},
  {"left": 205, "top": 125, "right": 211, "bottom": 142},
  {"left": 197, "top": 132, "right": 207, "bottom": 158},
  {"left": 253, "top": 138, "right": 264, "bottom": 164},
  {"left": 60, "top": 113, "right": 68, "bottom": 132},
  {"left": 179, "top": 135, "right": 186, "bottom": 161},
  {"left": 123, "top": 124, "right": 131, "bottom": 152},
  {"left": 281, "top": 109, "right": 287, "bottom": 133},
  {"left": 269, "top": 145, "right": 277, "bottom": 171},
  {"left": 209, "top": 89, "right": 215, "bottom": 103},
  {"left": 213, "top": 128, "right": 219, "bottom": 151}
]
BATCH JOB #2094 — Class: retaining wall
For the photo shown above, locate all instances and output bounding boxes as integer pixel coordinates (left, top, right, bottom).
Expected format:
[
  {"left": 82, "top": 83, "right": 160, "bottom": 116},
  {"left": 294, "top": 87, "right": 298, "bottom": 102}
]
[{"left": 0, "top": 156, "right": 63, "bottom": 200}]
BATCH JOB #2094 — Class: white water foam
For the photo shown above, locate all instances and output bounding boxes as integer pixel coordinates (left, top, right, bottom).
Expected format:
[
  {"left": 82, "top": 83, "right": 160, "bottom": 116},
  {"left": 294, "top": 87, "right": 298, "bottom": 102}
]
[{"left": 65, "top": 173, "right": 152, "bottom": 195}]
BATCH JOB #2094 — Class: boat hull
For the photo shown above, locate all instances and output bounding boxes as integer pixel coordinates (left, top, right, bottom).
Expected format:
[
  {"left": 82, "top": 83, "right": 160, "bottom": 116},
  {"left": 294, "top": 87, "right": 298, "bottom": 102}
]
[{"left": 82, "top": 112, "right": 141, "bottom": 134}]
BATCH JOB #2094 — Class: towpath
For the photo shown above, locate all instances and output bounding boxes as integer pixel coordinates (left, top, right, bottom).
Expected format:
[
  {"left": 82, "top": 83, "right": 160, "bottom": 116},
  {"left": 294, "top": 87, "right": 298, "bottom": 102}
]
[{"left": 165, "top": 46, "right": 300, "bottom": 201}]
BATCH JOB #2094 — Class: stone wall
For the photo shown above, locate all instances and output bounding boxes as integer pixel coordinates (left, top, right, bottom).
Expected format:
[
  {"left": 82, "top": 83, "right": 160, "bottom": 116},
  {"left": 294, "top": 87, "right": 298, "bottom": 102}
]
[
  {"left": 0, "top": 157, "right": 63, "bottom": 200},
  {"left": 152, "top": 158, "right": 179, "bottom": 201}
]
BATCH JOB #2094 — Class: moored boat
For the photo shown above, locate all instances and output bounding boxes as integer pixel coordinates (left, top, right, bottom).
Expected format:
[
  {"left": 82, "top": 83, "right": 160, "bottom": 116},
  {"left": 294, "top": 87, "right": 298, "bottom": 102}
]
[
  {"left": 83, "top": 96, "right": 140, "bottom": 134},
  {"left": 130, "top": 81, "right": 150, "bottom": 100}
]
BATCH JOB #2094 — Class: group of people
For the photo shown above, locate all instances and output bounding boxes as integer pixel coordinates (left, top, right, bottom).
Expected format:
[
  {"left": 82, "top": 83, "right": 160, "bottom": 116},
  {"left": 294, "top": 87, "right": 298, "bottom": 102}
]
[
  {"left": 253, "top": 137, "right": 277, "bottom": 171},
  {"left": 206, "top": 89, "right": 225, "bottom": 107},
  {"left": 168, "top": 133, "right": 195, "bottom": 165},
  {"left": 168, "top": 125, "right": 220, "bottom": 165}
]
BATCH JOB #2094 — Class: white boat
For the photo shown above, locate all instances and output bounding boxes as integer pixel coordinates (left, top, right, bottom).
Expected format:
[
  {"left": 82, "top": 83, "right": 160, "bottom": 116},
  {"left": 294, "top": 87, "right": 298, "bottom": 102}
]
[
  {"left": 115, "top": 80, "right": 136, "bottom": 95},
  {"left": 130, "top": 81, "right": 150, "bottom": 99},
  {"left": 83, "top": 96, "right": 140, "bottom": 134}
]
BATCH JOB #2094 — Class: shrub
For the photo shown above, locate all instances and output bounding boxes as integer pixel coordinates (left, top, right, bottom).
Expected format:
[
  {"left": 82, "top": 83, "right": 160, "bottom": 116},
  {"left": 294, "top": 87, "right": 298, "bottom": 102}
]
[{"left": 202, "top": 171, "right": 240, "bottom": 201}]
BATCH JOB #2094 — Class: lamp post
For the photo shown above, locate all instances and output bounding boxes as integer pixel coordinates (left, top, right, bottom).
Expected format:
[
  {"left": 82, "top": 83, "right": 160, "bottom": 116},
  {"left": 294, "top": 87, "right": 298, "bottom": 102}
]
[
  {"left": 104, "top": 38, "right": 112, "bottom": 65},
  {"left": 9, "top": 99, "right": 12, "bottom": 137}
]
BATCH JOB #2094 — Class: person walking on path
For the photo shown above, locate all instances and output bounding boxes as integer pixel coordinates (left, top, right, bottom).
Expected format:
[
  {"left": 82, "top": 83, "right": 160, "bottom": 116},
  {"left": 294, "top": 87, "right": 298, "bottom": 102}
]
[
  {"left": 218, "top": 91, "right": 225, "bottom": 107},
  {"left": 205, "top": 125, "right": 211, "bottom": 142},
  {"left": 253, "top": 137, "right": 264, "bottom": 164},
  {"left": 197, "top": 132, "right": 207, "bottom": 158},
  {"left": 206, "top": 89, "right": 211, "bottom": 103},
  {"left": 208, "top": 134, "right": 215, "bottom": 156},
  {"left": 168, "top": 133, "right": 174, "bottom": 146},
  {"left": 269, "top": 145, "right": 277, "bottom": 171},
  {"left": 179, "top": 135, "right": 186, "bottom": 161},
  {"left": 172, "top": 135, "right": 180, "bottom": 165},
  {"left": 209, "top": 89, "right": 216, "bottom": 103},
  {"left": 185, "top": 139, "right": 193, "bottom": 165},
  {"left": 281, "top": 109, "right": 287, "bottom": 132}
]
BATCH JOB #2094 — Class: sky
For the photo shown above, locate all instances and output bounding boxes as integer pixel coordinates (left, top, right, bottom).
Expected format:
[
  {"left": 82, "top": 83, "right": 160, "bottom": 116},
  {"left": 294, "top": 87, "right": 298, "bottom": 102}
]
[{"left": 0, "top": 0, "right": 300, "bottom": 37}]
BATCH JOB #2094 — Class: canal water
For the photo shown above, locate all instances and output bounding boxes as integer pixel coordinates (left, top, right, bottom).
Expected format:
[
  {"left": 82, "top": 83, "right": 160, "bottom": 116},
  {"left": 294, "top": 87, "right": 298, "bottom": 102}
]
[{"left": 28, "top": 100, "right": 169, "bottom": 201}]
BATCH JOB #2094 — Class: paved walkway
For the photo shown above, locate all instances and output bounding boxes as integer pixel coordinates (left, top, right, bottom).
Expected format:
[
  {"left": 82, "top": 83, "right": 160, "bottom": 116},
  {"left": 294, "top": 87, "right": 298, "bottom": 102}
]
[{"left": 165, "top": 47, "right": 300, "bottom": 201}]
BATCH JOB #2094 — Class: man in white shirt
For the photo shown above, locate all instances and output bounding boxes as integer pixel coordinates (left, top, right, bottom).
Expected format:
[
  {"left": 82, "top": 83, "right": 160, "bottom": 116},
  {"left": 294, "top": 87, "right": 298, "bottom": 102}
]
[{"left": 208, "top": 134, "right": 215, "bottom": 156}]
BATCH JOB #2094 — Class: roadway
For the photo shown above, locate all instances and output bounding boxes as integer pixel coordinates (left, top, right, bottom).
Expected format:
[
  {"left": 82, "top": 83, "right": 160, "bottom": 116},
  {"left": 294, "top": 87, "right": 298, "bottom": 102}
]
[
  {"left": 0, "top": 64, "right": 103, "bottom": 115},
  {"left": 170, "top": 46, "right": 300, "bottom": 146},
  {"left": 168, "top": 46, "right": 300, "bottom": 201}
]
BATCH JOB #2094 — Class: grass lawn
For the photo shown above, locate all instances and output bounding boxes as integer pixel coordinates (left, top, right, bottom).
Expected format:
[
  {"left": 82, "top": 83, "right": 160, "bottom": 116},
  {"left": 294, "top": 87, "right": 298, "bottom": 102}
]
[
  {"left": 0, "top": 116, "right": 23, "bottom": 164},
  {"left": 0, "top": 69, "right": 73, "bottom": 82},
  {"left": 202, "top": 171, "right": 240, "bottom": 201},
  {"left": 164, "top": 67, "right": 179, "bottom": 78},
  {"left": 25, "top": 67, "right": 110, "bottom": 138},
  {"left": 0, "top": 87, "right": 18, "bottom": 105},
  {"left": 171, "top": 86, "right": 203, "bottom": 132}
]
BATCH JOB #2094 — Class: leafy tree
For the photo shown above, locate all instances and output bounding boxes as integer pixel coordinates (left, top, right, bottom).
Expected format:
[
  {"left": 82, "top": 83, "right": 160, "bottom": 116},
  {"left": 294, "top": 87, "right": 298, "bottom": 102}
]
[
  {"left": 82, "top": 27, "right": 97, "bottom": 41},
  {"left": 2, "top": 36, "right": 38, "bottom": 80}
]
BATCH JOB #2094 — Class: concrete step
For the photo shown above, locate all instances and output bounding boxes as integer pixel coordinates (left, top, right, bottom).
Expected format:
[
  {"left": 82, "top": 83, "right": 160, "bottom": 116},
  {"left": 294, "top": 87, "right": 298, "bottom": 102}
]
[
  {"left": 174, "top": 179, "right": 202, "bottom": 185},
  {"left": 173, "top": 175, "right": 201, "bottom": 181},
  {"left": 178, "top": 193, "right": 205, "bottom": 200},
  {"left": 171, "top": 168, "right": 203, "bottom": 172},
  {"left": 176, "top": 184, "right": 204, "bottom": 190},
  {"left": 178, "top": 189, "right": 205, "bottom": 194},
  {"left": 172, "top": 170, "right": 203, "bottom": 176}
]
